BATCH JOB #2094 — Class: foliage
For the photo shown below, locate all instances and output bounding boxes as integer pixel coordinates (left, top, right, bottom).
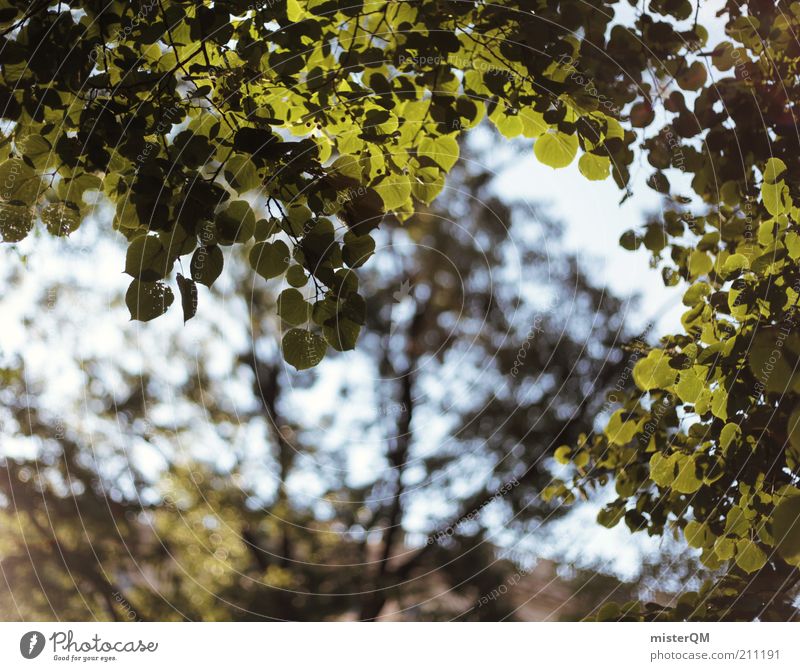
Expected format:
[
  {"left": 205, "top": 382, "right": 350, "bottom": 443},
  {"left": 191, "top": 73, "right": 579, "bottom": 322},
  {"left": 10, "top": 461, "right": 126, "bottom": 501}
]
[
  {"left": 2, "top": 0, "right": 636, "bottom": 364},
  {"left": 546, "top": 7, "right": 800, "bottom": 620},
  {"left": 3, "top": 0, "right": 800, "bottom": 619}
]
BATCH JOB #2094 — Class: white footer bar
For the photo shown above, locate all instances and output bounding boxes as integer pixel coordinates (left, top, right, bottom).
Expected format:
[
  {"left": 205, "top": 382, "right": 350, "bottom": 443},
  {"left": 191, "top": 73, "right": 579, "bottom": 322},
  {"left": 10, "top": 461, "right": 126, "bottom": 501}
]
[{"left": 0, "top": 622, "right": 797, "bottom": 670}]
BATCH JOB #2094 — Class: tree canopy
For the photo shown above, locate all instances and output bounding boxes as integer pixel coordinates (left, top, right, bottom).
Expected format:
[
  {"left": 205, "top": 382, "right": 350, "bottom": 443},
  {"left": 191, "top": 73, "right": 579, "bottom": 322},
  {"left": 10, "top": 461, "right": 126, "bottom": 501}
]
[{"left": 2, "top": 0, "right": 800, "bottom": 620}]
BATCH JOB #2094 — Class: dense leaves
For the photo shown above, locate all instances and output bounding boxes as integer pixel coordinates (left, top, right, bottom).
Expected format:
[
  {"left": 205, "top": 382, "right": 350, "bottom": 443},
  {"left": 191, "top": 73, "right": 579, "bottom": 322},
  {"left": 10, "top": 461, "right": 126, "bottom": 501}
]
[
  {"left": 1, "top": 0, "right": 639, "bottom": 363},
  {"left": 547, "top": 8, "right": 800, "bottom": 617}
]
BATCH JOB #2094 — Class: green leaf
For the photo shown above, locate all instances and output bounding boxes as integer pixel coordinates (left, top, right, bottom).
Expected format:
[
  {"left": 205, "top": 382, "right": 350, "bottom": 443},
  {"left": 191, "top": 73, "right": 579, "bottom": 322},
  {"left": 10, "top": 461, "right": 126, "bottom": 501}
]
[
  {"left": 633, "top": 349, "right": 677, "bottom": 391},
  {"left": 410, "top": 169, "right": 445, "bottom": 205},
  {"left": 277, "top": 288, "right": 310, "bottom": 326},
  {"left": 605, "top": 409, "right": 639, "bottom": 445},
  {"left": 763, "top": 158, "right": 787, "bottom": 184},
  {"left": 254, "top": 217, "right": 280, "bottom": 242},
  {"left": 772, "top": 495, "right": 800, "bottom": 565},
  {"left": 597, "top": 501, "right": 625, "bottom": 529},
  {"left": 734, "top": 540, "right": 767, "bottom": 573},
  {"left": 747, "top": 330, "right": 800, "bottom": 394},
  {"left": 126, "top": 280, "right": 174, "bottom": 322},
  {"left": 650, "top": 452, "right": 676, "bottom": 488},
  {"left": 311, "top": 297, "right": 338, "bottom": 326},
  {"left": 190, "top": 245, "right": 224, "bottom": 287},
  {"left": 286, "top": 0, "right": 306, "bottom": 21},
  {"left": 724, "top": 505, "right": 750, "bottom": 537},
  {"left": 0, "top": 158, "right": 41, "bottom": 202},
  {"left": 554, "top": 445, "right": 572, "bottom": 464},
  {"left": 330, "top": 154, "right": 363, "bottom": 182},
  {"left": 282, "top": 328, "right": 326, "bottom": 370},
  {"left": 284, "top": 205, "right": 310, "bottom": 236},
  {"left": 578, "top": 153, "right": 611, "bottom": 181},
  {"left": 684, "top": 521, "right": 714, "bottom": 549},
  {"left": 215, "top": 200, "right": 256, "bottom": 245},
  {"left": 22, "top": 134, "right": 55, "bottom": 169},
  {"left": 286, "top": 265, "right": 308, "bottom": 288},
  {"left": 533, "top": 131, "right": 578, "bottom": 169},
  {"left": 125, "top": 235, "right": 171, "bottom": 281},
  {"left": 595, "top": 602, "right": 622, "bottom": 622},
  {"left": 788, "top": 407, "right": 800, "bottom": 460},
  {"left": 719, "top": 423, "right": 740, "bottom": 452},
  {"left": 41, "top": 202, "right": 81, "bottom": 237},
  {"left": 176, "top": 273, "right": 198, "bottom": 323},
  {"left": 619, "top": 230, "right": 640, "bottom": 251},
  {"left": 721, "top": 253, "right": 748, "bottom": 277},
  {"left": 676, "top": 367, "right": 703, "bottom": 403},
  {"left": 418, "top": 134, "right": 459, "bottom": 171},
  {"left": 250, "top": 240, "right": 290, "bottom": 279},
  {"left": 224, "top": 154, "right": 261, "bottom": 192},
  {"left": 323, "top": 316, "right": 361, "bottom": 351},
  {"left": 0, "top": 202, "right": 34, "bottom": 242},
  {"left": 714, "top": 536, "right": 736, "bottom": 560},
  {"left": 374, "top": 175, "right": 411, "bottom": 211},
  {"left": 161, "top": 226, "right": 196, "bottom": 262},
  {"left": 490, "top": 105, "right": 524, "bottom": 138},
  {"left": 342, "top": 232, "right": 375, "bottom": 268},
  {"left": 710, "top": 386, "right": 728, "bottom": 420},
  {"left": 785, "top": 231, "right": 800, "bottom": 260},
  {"left": 519, "top": 108, "right": 547, "bottom": 138},
  {"left": 672, "top": 454, "right": 702, "bottom": 494},
  {"left": 762, "top": 180, "right": 789, "bottom": 217},
  {"left": 301, "top": 217, "right": 336, "bottom": 264},
  {"left": 687, "top": 250, "right": 712, "bottom": 278}
]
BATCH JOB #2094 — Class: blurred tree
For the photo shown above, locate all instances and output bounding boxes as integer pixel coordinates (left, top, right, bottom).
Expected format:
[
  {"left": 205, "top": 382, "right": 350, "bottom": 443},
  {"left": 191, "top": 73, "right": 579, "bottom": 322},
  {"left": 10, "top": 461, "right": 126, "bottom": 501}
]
[{"left": 0, "top": 152, "right": 640, "bottom": 620}]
